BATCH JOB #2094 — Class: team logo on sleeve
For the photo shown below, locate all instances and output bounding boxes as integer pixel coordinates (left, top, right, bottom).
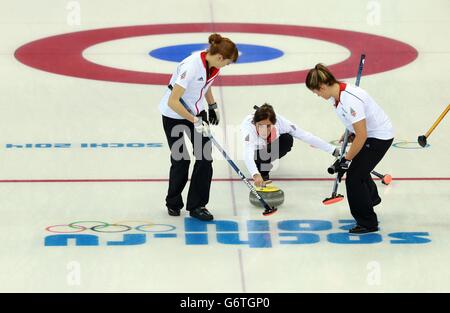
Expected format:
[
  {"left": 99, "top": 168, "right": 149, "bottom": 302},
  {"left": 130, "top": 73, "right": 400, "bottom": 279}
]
[
  {"left": 350, "top": 107, "right": 357, "bottom": 117},
  {"left": 180, "top": 71, "right": 187, "bottom": 80}
]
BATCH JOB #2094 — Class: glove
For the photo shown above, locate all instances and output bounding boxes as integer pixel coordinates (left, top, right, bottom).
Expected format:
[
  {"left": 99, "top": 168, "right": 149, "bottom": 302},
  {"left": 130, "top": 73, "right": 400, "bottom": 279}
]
[
  {"left": 208, "top": 103, "right": 220, "bottom": 125},
  {"left": 194, "top": 118, "right": 211, "bottom": 137},
  {"left": 332, "top": 148, "right": 341, "bottom": 158},
  {"left": 330, "top": 157, "right": 351, "bottom": 182}
]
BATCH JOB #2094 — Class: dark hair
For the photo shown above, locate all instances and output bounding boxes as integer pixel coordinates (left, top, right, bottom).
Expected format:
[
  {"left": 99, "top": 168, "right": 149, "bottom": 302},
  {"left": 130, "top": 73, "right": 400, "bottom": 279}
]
[
  {"left": 305, "top": 63, "right": 339, "bottom": 90},
  {"left": 208, "top": 33, "right": 239, "bottom": 63},
  {"left": 253, "top": 103, "right": 276, "bottom": 124}
]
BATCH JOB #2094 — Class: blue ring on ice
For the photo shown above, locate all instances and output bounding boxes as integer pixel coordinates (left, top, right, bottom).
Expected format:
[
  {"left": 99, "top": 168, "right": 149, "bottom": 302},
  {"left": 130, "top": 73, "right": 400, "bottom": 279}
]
[{"left": 149, "top": 43, "right": 284, "bottom": 63}]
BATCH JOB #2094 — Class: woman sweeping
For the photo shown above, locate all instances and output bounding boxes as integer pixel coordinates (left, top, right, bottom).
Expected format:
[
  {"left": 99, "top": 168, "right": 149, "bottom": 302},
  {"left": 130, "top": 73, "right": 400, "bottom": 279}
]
[
  {"left": 159, "top": 33, "right": 238, "bottom": 221},
  {"left": 305, "top": 64, "right": 394, "bottom": 234}
]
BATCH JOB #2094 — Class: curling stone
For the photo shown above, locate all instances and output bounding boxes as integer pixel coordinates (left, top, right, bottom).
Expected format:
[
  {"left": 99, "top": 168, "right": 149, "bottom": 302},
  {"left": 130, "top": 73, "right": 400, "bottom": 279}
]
[{"left": 249, "top": 184, "right": 284, "bottom": 207}]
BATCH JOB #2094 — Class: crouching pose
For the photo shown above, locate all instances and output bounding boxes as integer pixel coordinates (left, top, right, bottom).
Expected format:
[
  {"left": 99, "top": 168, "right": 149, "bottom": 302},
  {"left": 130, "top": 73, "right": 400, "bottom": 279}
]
[{"left": 241, "top": 104, "right": 339, "bottom": 187}]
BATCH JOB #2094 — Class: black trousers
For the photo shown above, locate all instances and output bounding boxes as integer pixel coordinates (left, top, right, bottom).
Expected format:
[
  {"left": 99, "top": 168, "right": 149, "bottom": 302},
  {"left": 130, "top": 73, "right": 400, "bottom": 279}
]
[
  {"left": 345, "top": 137, "right": 393, "bottom": 228},
  {"left": 162, "top": 111, "right": 213, "bottom": 211},
  {"left": 255, "top": 133, "right": 294, "bottom": 179}
]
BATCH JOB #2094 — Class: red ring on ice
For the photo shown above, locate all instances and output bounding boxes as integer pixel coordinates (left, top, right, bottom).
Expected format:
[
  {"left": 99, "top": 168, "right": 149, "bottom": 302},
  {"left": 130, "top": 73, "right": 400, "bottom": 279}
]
[{"left": 14, "top": 23, "right": 418, "bottom": 86}]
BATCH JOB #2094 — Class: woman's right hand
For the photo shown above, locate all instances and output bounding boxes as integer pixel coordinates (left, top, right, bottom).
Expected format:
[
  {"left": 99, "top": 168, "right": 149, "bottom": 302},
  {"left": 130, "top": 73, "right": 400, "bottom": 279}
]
[
  {"left": 253, "top": 174, "right": 265, "bottom": 188},
  {"left": 193, "top": 117, "right": 211, "bottom": 137}
]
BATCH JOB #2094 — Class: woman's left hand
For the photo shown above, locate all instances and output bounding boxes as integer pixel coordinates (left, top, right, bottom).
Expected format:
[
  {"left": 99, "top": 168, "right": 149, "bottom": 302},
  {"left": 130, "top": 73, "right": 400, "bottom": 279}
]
[{"left": 208, "top": 103, "right": 220, "bottom": 125}]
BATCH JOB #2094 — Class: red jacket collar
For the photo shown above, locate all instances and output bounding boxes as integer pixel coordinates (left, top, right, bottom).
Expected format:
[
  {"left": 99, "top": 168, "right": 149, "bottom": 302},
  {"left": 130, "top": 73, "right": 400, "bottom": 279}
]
[
  {"left": 335, "top": 82, "right": 347, "bottom": 107},
  {"left": 201, "top": 51, "right": 220, "bottom": 81}
]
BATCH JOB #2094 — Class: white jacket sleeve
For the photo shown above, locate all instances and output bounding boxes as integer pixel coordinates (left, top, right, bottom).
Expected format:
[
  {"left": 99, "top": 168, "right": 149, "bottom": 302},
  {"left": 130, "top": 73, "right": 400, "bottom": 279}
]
[
  {"left": 174, "top": 61, "right": 196, "bottom": 90},
  {"left": 244, "top": 139, "right": 259, "bottom": 177},
  {"left": 280, "top": 116, "right": 335, "bottom": 154},
  {"left": 241, "top": 118, "right": 260, "bottom": 177}
]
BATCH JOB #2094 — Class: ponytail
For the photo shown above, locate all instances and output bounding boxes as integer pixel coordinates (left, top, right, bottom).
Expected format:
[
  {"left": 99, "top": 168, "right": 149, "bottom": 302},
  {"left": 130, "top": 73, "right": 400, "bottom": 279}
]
[
  {"left": 305, "top": 63, "right": 339, "bottom": 90},
  {"left": 207, "top": 33, "right": 239, "bottom": 63}
]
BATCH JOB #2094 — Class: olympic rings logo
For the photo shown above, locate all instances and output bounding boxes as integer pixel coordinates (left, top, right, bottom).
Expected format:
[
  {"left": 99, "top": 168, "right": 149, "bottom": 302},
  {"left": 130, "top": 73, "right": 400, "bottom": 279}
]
[{"left": 46, "top": 221, "right": 176, "bottom": 233}]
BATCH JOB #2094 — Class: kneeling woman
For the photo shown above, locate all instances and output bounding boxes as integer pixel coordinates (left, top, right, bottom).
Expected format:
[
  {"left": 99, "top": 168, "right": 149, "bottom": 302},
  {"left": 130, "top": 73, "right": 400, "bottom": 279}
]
[
  {"left": 241, "top": 104, "right": 339, "bottom": 187},
  {"left": 305, "top": 64, "right": 394, "bottom": 234}
]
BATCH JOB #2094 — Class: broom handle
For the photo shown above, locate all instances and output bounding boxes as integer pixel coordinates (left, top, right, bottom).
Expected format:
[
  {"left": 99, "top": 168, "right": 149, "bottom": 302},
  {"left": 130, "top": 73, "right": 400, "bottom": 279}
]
[{"left": 425, "top": 104, "right": 450, "bottom": 138}]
